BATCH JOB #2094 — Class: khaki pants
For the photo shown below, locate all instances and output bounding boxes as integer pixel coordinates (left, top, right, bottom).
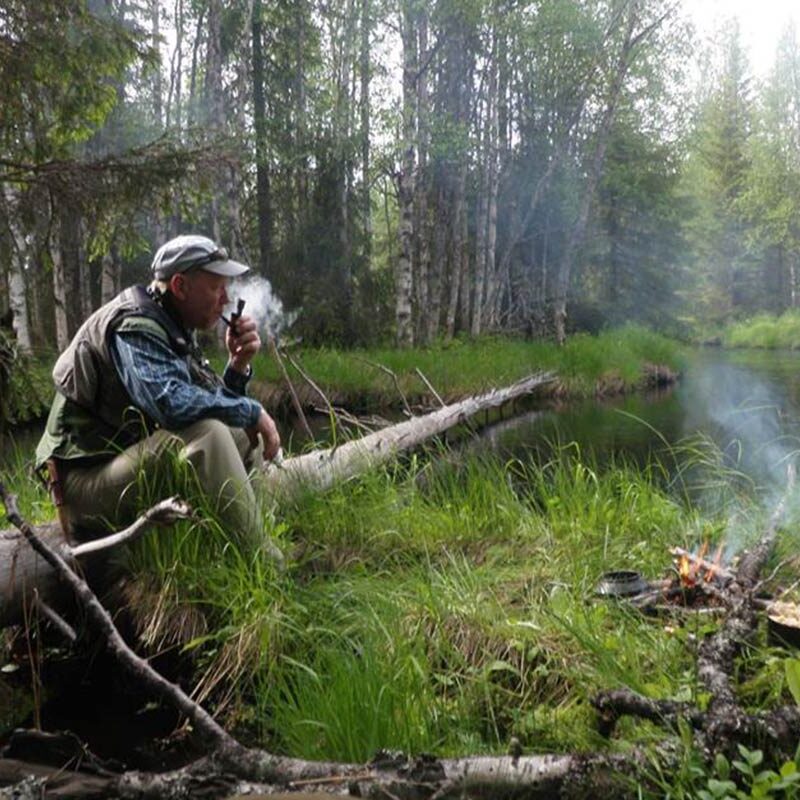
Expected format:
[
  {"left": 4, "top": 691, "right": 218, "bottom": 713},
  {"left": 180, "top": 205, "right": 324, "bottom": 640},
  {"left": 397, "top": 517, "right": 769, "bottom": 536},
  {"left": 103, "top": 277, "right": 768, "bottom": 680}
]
[{"left": 61, "top": 419, "right": 265, "bottom": 546}]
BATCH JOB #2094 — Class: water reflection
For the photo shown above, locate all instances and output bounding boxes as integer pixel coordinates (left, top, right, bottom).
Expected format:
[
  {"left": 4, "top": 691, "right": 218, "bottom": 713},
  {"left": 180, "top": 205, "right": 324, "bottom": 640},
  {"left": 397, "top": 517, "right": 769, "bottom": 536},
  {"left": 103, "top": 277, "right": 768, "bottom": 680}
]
[{"left": 475, "top": 349, "right": 800, "bottom": 492}]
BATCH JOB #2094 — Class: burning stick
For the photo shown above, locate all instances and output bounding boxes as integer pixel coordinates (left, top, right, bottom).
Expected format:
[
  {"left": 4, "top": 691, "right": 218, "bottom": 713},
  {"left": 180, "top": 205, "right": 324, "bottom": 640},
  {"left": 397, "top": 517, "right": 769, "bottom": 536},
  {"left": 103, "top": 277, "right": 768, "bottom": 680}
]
[
  {"left": 670, "top": 546, "right": 734, "bottom": 584},
  {"left": 221, "top": 298, "right": 246, "bottom": 331}
]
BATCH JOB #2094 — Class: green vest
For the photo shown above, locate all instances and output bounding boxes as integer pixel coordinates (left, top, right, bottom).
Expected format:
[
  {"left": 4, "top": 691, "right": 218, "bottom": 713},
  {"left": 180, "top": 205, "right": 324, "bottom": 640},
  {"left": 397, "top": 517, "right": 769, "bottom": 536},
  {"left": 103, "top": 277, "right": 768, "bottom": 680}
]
[{"left": 36, "top": 286, "right": 222, "bottom": 468}]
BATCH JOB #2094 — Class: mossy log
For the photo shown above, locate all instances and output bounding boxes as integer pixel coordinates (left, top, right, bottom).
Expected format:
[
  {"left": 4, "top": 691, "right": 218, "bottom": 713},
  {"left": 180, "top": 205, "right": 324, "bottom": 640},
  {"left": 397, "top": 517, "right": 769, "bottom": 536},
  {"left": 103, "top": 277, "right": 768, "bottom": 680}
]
[{"left": 0, "top": 373, "right": 554, "bottom": 628}]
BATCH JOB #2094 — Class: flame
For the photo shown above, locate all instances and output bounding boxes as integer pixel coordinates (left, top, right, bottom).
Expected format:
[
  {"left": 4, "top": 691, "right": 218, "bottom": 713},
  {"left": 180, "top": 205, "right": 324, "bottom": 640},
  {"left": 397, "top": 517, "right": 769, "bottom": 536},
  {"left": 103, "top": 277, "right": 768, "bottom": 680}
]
[
  {"left": 679, "top": 553, "right": 693, "bottom": 587},
  {"left": 675, "top": 541, "right": 726, "bottom": 589},
  {"left": 703, "top": 542, "right": 724, "bottom": 583}
]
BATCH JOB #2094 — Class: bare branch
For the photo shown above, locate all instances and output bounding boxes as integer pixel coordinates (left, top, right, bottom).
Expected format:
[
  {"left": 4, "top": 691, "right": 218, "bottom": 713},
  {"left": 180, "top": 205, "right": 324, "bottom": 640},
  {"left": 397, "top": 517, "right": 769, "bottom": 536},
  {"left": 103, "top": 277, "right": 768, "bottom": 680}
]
[{"left": 68, "top": 497, "right": 193, "bottom": 558}]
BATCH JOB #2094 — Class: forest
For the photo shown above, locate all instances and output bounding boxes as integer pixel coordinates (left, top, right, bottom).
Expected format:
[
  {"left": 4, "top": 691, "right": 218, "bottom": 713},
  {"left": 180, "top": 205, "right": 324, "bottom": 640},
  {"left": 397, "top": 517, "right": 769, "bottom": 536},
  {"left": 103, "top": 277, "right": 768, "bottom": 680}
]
[
  {"left": 2, "top": 0, "right": 798, "bottom": 353},
  {"left": 7, "top": 3, "right": 800, "bottom": 798}
]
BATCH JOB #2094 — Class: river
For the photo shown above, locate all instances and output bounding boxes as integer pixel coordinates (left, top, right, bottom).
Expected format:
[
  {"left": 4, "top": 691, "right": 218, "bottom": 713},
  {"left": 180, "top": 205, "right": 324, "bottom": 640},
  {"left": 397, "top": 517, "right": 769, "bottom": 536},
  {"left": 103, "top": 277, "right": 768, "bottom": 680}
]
[
  {"left": 3, "top": 348, "right": 800, "bottom": 486},
  {"left": 474, "top": 348, "right": 800, "bottom": 497}
]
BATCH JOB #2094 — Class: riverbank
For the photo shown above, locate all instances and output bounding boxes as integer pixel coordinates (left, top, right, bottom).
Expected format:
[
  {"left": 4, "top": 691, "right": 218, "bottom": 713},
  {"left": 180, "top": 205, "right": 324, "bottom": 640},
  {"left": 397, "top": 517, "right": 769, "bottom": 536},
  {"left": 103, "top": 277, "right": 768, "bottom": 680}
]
[
  {"left": 1, "top": 326, "right": 683, "bottom": 428},
  {"left": 251, "top": 325, "right": 684, "bottom": 413},
  {"left": 3, "top": 345, "right": 800, "bottom": 794},
  {"left": 716, "top": 310, "right": 800, "bottom": 349}
]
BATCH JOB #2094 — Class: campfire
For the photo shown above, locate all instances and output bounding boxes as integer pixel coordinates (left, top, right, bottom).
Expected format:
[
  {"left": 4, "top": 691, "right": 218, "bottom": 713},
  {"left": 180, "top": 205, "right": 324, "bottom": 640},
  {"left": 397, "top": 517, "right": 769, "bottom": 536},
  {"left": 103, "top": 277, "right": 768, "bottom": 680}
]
[
  {"left": 598, "top": 539, "right": 800, "bottom": 640},
  {"left": 596, "top": 541, "right": 736, "bottom": 612},
  {"left": 672, "top": 542, "right": 731, "bottom": 589}
]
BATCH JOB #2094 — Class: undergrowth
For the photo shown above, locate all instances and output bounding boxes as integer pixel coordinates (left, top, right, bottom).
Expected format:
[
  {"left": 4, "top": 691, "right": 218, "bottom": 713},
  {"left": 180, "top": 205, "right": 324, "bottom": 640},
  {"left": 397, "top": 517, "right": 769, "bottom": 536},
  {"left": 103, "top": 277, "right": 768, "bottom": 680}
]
[
  {"left": 117, "top": 437, "right": 800, "bottom": 779},
  {"left": 723, "top": 311, "right": 800, "bottom": 350},
  {"left": 6, "top": 423, "right": 800, "bottom": 794}
]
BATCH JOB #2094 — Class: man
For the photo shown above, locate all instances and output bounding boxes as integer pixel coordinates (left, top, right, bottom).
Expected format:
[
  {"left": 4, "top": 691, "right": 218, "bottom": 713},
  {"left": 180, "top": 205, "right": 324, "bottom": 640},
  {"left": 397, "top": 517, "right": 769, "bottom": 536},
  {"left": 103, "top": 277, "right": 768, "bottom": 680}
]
[{"left": 35, "top": 234, "right": 282, "bottom": 553}]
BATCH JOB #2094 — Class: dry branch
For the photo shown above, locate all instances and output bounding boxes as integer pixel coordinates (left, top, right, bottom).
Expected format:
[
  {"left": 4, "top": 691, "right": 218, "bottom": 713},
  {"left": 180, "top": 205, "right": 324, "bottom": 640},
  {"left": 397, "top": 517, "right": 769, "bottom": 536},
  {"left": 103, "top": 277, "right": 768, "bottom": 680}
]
[
  {"left": 1, "top": 477, "right": 652, "bottom": 799},
  {"left": 0, "top": 498, "right": 192, "bottom": 627}
]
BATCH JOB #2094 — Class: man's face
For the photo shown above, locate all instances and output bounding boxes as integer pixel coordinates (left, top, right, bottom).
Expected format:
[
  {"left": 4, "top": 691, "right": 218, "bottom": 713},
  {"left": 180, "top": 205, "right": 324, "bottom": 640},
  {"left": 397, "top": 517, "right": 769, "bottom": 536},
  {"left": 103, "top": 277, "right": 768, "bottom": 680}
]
[{"left": 170, "top": 269, "right": 230, "bottom": 330}]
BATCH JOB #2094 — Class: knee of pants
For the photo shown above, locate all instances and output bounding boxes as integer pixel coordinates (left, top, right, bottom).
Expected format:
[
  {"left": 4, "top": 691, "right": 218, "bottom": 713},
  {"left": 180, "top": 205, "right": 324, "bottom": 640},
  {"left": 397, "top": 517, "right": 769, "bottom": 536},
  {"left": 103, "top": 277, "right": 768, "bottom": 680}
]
[{"left": 181, "top": 418, "right": 250, "bottom": 487}]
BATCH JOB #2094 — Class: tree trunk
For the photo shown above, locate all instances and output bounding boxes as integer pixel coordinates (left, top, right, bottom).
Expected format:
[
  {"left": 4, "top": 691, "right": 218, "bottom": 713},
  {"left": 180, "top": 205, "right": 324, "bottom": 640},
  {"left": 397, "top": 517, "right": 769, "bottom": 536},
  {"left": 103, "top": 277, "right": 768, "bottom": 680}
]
[
  {"left": 395, "top": 0, "right": 417, "bottom": 348},
  {"left": 425, "top": 179, "right": 446, "bottom": 343},
  {"left": 51, "top": 207, "right": 78, "bottom": 353},
  {"left": 359, "top": 0, "right": 372, "bottom": 268},
  {"left": 445, "top": 164, "right": 468, "bottom": 339},
  {"left": 206, "top": 0, "right": 223, "bottom": 243},
  {"left": 100, "top": 244, "right": 121, "bottom": 304},
  {"left": 77, "top": 221, "right": 92, "bottom": 319},
  {"left": 483, "top": 44, "right": 500, "bottom": 328},
  {"left": 165, "top": 0, "right": 184, "bottom": 131},
  {"left": 2, "top": 187, "right": 33, "bottom": 354},
  {"left": 471, "top": 94, "right": 489, "bottom": 336},
  {"left": 414, "top": 9, "right": 430, "bottom": 342},
  {"left": 251, "top": 0, "right": 271, "bottom": 277},
  {"left": 458, "top": 184, "right": 471, "bottom": 331}
]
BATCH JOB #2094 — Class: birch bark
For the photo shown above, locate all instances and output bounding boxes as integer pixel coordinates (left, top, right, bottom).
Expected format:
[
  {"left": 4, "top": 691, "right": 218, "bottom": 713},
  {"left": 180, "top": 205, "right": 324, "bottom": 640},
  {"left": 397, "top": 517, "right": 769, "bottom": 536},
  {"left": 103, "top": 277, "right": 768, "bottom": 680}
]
[
  {"left": 2, "top": 188, "right": 33, "bottom": 353},
  {"left": 395, "top": 0, "right": 417, "bottom": 348}
]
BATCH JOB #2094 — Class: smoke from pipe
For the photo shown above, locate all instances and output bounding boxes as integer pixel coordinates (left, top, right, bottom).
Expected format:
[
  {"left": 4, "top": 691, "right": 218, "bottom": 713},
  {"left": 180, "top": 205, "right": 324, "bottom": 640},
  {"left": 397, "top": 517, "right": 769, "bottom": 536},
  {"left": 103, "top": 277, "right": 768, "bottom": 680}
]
[{"left": 224, "top": 275, "right": 298, "bottom": 341}]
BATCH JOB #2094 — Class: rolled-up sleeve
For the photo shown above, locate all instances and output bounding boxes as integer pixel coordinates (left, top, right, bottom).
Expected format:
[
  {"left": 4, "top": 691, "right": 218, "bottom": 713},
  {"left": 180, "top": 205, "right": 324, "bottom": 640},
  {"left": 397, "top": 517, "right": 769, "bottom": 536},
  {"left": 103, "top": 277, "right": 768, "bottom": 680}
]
[{"left": 112, "top": 331, "right": 261, "bottom": 430}]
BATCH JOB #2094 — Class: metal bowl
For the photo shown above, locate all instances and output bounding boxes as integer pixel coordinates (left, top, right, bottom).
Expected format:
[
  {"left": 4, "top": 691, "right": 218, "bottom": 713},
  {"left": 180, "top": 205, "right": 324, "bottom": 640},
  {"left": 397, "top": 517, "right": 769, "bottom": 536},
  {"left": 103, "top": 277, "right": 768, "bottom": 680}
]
[
  {"left": 767, "top": 602, "right": 800, "bottom": 648},
  {"left": 596, "top": 570, "right": 650, "bottom": 598}
]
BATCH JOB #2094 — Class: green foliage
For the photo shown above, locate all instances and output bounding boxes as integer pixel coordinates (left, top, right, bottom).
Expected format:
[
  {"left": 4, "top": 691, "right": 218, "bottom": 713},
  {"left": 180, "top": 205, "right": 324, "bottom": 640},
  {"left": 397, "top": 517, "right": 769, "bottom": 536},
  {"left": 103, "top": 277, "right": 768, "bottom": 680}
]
[
  {"left": 253, "top": 327, "right": 685, "bottom": 407},
  {"left": 0, "top": 1, "right": 150, "bottom": 160},
  {"left": 0, "top": 331, "right": 53, "bottom": 427},
  {"left": 690, "top": 746, "right": 800, "bottom": 800},
  {"left": 722, "top": 312, "right": 800, "bottom": 349},
  {"left": 785, "top": 659, "right": 800, "bottom": 705},
  {"left": 118, "top": 440, "right": 747, "bottom": 764}
]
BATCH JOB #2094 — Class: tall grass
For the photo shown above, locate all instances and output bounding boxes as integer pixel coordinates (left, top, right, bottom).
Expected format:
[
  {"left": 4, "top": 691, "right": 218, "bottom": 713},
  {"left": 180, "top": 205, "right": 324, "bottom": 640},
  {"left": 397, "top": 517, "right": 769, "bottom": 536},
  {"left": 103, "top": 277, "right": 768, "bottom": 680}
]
[
  {"left": 117, "top": 437, "right": 800, "bottom": 770},
  {"left": 249, "top": 325, "right": 685, "bottom": 404},
  {"left": 723, "top": 311, "right": 800, "bottom": 350},
  {"left": 0, "top": 433, "right": 51, "bottom": 522},
  {"left": 8, "top": 423, "right": 796, "bottom": 783}
]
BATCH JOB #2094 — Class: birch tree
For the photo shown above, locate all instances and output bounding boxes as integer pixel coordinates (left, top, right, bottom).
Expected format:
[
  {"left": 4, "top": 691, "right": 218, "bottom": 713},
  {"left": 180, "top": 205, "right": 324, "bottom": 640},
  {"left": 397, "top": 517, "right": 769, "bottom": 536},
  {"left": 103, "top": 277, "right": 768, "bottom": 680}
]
[{"left": 395, "top": 0, "right": 418, "bottom": 347}]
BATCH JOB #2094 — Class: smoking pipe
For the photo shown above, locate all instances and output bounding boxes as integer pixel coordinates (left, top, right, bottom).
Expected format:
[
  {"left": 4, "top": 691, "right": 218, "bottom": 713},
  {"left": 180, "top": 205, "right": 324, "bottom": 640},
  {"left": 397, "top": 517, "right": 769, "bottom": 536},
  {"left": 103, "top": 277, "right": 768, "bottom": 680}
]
[{"left": 221, "top": 298, "right": 246, "bottom": 332}]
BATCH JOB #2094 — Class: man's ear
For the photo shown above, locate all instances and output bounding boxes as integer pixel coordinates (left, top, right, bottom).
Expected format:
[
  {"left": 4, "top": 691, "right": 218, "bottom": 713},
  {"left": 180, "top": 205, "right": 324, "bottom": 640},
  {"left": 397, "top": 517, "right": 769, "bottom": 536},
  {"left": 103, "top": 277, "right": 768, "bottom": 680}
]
[{"left": 168, "top": 273, "right": 187, "bottom": 300}]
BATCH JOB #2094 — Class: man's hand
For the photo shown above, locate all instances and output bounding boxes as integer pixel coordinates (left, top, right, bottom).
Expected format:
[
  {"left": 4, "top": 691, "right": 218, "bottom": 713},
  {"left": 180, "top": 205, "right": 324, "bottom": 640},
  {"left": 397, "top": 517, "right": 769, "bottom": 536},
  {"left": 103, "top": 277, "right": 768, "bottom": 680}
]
[
  {"left": 226, "top": 314, "right": 261, "bottom": 374},
  {"left": 246, "top": 408, "right": 281, "bottom": 461}
]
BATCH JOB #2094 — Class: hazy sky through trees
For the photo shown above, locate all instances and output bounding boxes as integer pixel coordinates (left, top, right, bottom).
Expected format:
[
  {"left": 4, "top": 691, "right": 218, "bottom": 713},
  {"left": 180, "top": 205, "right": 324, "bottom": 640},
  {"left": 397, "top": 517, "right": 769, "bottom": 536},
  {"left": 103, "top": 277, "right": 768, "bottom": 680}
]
[{"left": 687, "top": 0, "right": 797, "bottom": 75}]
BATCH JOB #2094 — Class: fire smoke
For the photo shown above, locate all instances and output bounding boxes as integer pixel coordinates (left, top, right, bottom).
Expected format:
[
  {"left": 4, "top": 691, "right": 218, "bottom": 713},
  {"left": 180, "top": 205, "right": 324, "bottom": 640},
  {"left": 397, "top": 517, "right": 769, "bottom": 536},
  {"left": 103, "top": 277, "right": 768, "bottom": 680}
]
[{"left": 681, "top": 360, "right": 799, "bottom": 551}]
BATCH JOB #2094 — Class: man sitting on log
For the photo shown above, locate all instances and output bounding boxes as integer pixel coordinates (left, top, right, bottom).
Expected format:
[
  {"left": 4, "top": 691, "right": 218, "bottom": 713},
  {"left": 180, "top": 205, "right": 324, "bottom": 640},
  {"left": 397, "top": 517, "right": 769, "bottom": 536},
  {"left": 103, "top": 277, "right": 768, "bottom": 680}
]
[{"left": 35, "top": 234, "right": 282, "bottom": 557}]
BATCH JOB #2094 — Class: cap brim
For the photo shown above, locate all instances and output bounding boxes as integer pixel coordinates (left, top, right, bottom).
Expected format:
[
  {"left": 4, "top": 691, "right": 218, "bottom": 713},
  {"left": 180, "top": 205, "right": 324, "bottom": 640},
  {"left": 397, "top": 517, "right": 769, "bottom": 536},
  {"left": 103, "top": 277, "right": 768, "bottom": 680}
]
[{"left": 198, "top": 258, "right": 250, "bottom": 277}]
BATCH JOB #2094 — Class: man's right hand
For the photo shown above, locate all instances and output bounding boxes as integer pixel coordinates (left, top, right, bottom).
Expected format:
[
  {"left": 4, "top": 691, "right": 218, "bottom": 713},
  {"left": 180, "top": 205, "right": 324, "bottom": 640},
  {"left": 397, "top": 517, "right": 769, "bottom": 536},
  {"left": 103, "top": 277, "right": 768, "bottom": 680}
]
[{"left": 246, "top": 408, "right": 281, "bottom": 461}]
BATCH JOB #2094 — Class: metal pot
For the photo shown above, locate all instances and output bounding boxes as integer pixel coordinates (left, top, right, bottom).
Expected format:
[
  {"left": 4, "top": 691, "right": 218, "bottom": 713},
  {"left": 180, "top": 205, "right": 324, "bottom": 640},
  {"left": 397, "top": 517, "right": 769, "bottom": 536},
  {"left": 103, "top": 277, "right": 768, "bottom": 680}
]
[
  {"left": 596, "top": 570, "right": 650, "bottom": 598},
  {"left": 767, "top": 602, "right": 800, "bottom": 648}
]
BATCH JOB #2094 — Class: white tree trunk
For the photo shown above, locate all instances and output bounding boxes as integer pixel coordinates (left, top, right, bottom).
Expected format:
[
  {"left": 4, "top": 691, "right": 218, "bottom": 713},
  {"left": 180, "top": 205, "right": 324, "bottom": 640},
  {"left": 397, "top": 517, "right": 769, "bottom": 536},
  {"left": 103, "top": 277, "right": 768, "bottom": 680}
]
[
  {"left": 483, "top": 41, "right": 500, "bottom": 328},
  {"left": 51, "top": 216, "right": 71, "bottom": 353},
  {"left": 2, "top": 187, "right": 33, "bottom": 354},
  {"left": 395, "top": 0, "right": 417, "bottom": 348}
]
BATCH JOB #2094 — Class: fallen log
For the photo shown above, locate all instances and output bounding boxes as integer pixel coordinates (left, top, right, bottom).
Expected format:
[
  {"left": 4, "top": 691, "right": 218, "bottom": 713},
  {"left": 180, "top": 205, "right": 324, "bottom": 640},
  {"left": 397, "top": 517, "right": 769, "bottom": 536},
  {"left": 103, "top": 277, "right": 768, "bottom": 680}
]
[
  {"left": 0, "top": 373, "right": 554, "bottom": 628},
  {"left": 0, "top": 499, "right": 192, "bottom": 628},
  {"left": 260, "top": 372, "right": 555, "bottom": 497}
]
